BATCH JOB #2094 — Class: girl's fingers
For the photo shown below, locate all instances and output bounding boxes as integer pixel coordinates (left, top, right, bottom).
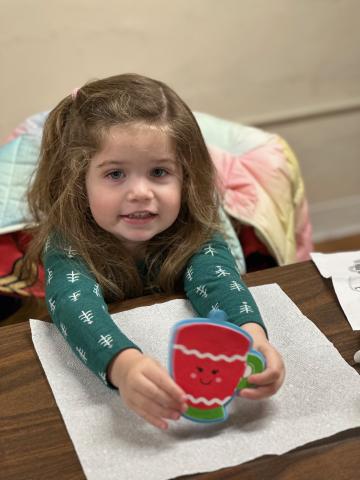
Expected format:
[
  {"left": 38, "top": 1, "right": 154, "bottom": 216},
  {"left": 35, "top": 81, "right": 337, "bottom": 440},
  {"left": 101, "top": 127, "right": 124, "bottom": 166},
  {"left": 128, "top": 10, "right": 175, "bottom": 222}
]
[
  {"left": 118, "top": 355, "right": 188, "bottom": 429},
  {"left": 239, "top": 384, "right": 278, "bottom": 400},
  {"left": 240, "top": 344, "right": 285, "bottom": 399},
  {"left": 136, "top": 408, "right": 169, "bottom": 430},
  {"left": 247, "top": 367, "right": 282, "bottom": 386},
  {"left": 240, "top": 368, "right": 285, "bottom": 399},
  {"left": 147, "top": 364, "right": 187, "bottom": 403},
  {"left": 139, "top": 361, "right": 188, "bottom": 409},
  {"left": 132, "top": 375, "right": 175, "bottom": 405},
  {"left": 249, "top": 344, "right": 285, "bottom": 386},
  {"left": 132, "top": 395, "right": 181, "bottom": 421},
  {"left": 132, "top": 373, "right": 186, "bottom": 411},
  {"left": 258, "top": 345, "right": 283, "bottom": 369}
]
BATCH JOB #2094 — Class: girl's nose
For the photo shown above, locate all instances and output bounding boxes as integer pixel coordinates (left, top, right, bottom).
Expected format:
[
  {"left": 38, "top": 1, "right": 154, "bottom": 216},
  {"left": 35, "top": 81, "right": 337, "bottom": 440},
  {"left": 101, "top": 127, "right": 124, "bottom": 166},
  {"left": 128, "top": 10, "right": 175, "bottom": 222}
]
[{"left": 126, "top": 178, "right": 154, "bottom": 201}]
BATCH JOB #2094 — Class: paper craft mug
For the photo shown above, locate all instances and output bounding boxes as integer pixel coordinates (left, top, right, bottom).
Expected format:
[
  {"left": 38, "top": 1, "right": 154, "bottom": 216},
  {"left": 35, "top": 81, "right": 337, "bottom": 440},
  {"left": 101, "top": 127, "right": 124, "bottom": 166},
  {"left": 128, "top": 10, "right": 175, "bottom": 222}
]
[{"left": 169, "top": 311, "right": 265, "bottom": 423}]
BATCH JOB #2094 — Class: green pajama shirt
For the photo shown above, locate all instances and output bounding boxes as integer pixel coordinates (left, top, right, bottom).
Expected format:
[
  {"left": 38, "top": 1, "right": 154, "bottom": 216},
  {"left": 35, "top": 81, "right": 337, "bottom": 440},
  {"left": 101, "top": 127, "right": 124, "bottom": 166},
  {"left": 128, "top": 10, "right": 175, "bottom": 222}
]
[{"left": 44, "top": 234, "right": 266, "bottom": 387}]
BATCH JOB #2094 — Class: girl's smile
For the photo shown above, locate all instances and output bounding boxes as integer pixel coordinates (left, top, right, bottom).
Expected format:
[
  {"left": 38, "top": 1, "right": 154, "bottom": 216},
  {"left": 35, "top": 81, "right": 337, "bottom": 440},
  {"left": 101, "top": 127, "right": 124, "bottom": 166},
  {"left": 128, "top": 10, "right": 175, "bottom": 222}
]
[
  {"left": 120, "top": 211, "right": 158, "bottom": 225},
  {"left": 86, "top": 123, "right": 182, "bottom": 256}
]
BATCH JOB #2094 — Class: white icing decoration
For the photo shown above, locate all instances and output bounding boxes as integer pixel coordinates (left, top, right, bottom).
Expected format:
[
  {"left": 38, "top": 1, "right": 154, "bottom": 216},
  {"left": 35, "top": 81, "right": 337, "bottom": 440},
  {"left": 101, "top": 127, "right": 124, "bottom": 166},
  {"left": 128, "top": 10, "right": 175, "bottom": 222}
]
[
  {"left": 185, "top": 394, "right": 232, "bottom": 406},
  {"left": 173, "top": 344, "right": 247, "bottom": 362}
]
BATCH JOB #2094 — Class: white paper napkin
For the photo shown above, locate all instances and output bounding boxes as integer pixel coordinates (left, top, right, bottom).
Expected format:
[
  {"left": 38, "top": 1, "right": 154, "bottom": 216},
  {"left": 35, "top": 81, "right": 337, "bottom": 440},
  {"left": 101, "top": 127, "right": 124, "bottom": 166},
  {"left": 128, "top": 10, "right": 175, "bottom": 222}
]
[{"left": 30, "top": 284, "right": 360, "bottom": 480}]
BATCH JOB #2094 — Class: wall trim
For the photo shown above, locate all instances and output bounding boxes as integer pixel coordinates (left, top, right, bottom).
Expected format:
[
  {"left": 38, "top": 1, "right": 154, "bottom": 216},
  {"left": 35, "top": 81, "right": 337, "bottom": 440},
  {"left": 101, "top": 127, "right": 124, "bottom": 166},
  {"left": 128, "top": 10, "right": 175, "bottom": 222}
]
[
  {"left": 241, "top": 97, "right": 360, "bottom": 127},
  {"left": 310, "top": 195, "right": 360, "bottom": 242}
]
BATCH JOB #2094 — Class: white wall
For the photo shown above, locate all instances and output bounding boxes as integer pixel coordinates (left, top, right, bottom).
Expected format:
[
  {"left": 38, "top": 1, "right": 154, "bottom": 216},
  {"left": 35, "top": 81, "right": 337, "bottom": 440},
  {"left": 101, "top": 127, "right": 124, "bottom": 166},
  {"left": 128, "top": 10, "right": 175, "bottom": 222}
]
[{"left": 1, "top": 0, "right": 359, "bottom": 240}]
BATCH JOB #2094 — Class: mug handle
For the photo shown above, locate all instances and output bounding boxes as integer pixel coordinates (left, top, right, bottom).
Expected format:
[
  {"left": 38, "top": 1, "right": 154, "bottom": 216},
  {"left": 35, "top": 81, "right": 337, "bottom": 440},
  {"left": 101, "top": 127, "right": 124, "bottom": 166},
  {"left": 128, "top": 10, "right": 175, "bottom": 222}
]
[{"left": 236, "top": 350, "right": 266, "bottom": 393}]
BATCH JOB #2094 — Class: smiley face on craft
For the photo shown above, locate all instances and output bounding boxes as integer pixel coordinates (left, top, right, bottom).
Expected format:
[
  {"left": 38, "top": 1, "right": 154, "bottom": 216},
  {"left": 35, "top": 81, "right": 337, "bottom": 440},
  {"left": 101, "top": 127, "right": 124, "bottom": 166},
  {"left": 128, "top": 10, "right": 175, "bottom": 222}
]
[
  {"left": 192, "top": 364, "right": 222, "bottom": 386},
  {"left": 182, "top": 357, "right": 243, "bottom": 404}
]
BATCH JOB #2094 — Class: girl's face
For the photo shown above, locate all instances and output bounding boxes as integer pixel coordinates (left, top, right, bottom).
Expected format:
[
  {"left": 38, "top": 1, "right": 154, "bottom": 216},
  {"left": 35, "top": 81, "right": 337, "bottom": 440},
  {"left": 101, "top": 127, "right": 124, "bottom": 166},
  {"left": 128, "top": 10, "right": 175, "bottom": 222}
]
[{"left": 86, "top": 123, "right": 182, "bottom": 257}]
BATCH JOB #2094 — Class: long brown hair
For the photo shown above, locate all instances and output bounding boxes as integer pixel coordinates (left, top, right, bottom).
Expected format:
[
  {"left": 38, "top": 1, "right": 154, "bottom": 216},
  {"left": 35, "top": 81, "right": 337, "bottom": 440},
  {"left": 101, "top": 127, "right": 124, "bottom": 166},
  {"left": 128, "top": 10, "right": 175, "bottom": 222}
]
[{"left": 26, "top": 73, "right": 220, "bottom": 301}]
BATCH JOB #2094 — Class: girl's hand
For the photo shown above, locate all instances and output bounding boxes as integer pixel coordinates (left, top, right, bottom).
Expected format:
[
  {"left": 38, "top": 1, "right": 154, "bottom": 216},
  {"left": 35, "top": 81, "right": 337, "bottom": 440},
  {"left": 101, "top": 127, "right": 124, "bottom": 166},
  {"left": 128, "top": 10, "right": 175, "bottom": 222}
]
[
  {"left": 107, "top": 349, "right": 188, "bottom": 430},
  {"left": 239, "top": 323, "right": 285, "bottom": 400}
]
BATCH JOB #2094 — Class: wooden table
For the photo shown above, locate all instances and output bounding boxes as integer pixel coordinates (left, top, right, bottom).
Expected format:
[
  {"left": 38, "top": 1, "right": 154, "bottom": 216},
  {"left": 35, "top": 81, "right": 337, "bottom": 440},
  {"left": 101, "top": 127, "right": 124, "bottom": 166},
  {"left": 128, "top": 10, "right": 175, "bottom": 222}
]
[{"left": 1, "top": 261, "right": 360, "bottom": 480}]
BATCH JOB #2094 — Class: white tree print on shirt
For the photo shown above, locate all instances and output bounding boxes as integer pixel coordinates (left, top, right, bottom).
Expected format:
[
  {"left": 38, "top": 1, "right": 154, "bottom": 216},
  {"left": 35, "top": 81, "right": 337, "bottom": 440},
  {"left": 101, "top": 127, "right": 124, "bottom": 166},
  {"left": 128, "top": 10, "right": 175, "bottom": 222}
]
[
  {"left": 44, "top": 238, "right": 51, "bottom": 253},
  {"left": 48, "top": 297, "right": 56, "bottom": 312},
  {"left": 67, "top": 271, "right": 80, "bottom": 283},
  {"left": 79, "top": 310, "right": 94, "bottom": 324},
  {"left": 64, "top": 245, "right": 77, "bottom": 258},
  {"left": 185, "top": 265, "right": 194, "bottom": 281},
  {"left": 203, "top": 244, "right": 217, "bottom": 256},
  {"left": 60, "top": 322, "right": 67, "bottom": 337},
  {"left": 98, "top": 334, "right": 114, "bottom": 348},
  {"left": 230, "top": 281, "right": 245, "bottom": 292},
  {"left": 69, "top": 290, "right": 81, "bottom": 302},
  {"left": 215, "top": 266, "right": 230, "bottom": 278},
  {"left": 76, "top": 347, "right": 87, "bottom": 363},
  {"left": 195, "top": 285, "right": 208, "bottom": 298},
  {"left": 93, "top": 283, "right": 101, "bottom": 297},
  {"left": 210, "top": 302, "right": 220, "bottom": 312},
  {"left": 47, "top": 269, "right": 53, "bottom": 285},
  {"left": 239, "top": 301, "right": 254, "bottom": 314}
]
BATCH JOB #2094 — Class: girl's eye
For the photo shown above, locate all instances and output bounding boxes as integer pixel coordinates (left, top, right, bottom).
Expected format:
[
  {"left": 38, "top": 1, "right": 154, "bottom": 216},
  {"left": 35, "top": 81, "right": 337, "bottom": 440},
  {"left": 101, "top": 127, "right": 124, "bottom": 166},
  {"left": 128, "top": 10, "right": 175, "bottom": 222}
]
[
  {"left": 107, "top": 170, "right": 125, "bottom": 180},
  {"left": 151, "top": 168, "right": 168, "bottom": 178}
]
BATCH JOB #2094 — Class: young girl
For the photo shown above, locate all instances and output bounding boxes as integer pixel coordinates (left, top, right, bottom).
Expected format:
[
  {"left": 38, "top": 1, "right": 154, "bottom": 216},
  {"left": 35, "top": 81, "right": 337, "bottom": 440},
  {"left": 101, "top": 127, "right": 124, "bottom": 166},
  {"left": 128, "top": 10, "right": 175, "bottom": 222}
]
[{"left": 26, "top": 73, "right": 285, "bottom": 430}]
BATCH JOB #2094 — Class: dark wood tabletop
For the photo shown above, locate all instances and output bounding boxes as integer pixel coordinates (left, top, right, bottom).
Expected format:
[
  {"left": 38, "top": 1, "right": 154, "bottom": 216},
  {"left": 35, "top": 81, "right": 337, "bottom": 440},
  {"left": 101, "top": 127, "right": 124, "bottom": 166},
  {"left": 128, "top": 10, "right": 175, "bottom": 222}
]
[{"left": 1, "top": 260, "right": 360, "bottom": 480}]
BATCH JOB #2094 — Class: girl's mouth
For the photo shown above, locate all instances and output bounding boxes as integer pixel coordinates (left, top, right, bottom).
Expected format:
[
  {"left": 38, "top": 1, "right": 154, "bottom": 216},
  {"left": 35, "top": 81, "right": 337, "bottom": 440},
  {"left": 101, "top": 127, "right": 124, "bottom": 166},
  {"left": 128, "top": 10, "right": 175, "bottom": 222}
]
[
  {"left": 124, "top": 211, "right": 156, "bottom": 219},
  {"left": 120, "top": 211, "right": 157, "bottom": 224}
]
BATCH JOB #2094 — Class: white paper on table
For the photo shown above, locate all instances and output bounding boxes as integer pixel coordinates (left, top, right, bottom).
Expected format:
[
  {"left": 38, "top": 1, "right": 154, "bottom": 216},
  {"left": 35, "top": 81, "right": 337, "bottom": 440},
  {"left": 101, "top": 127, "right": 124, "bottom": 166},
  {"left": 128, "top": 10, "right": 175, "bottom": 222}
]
[
  {"left": 311, "top": 251, "right": 360, "bottom": 330},
  {"left": 30, "top": 284, "right": 360, "bottom": 480},
  {"left": 311, "top": 251, "right": 360, "bottom": 278}
]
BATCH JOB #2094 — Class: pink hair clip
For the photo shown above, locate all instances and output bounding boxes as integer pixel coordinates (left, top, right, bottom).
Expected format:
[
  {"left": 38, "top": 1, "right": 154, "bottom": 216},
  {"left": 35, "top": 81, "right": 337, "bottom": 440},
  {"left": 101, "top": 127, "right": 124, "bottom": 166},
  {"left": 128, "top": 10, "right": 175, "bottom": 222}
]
[{"left": 71, "top": 87, "right": 80, "bottom": 100}]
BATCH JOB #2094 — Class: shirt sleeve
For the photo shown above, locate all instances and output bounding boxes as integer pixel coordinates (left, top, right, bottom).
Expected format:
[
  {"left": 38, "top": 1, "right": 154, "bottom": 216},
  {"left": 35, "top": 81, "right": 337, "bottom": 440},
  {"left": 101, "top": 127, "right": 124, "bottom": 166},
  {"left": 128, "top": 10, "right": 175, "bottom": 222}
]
[
  {"left": 43, "top": 240, "right": 140, "bottom": 388},
  {"left": 183, "top": 234, "right": 267, "bottom": 335}
]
